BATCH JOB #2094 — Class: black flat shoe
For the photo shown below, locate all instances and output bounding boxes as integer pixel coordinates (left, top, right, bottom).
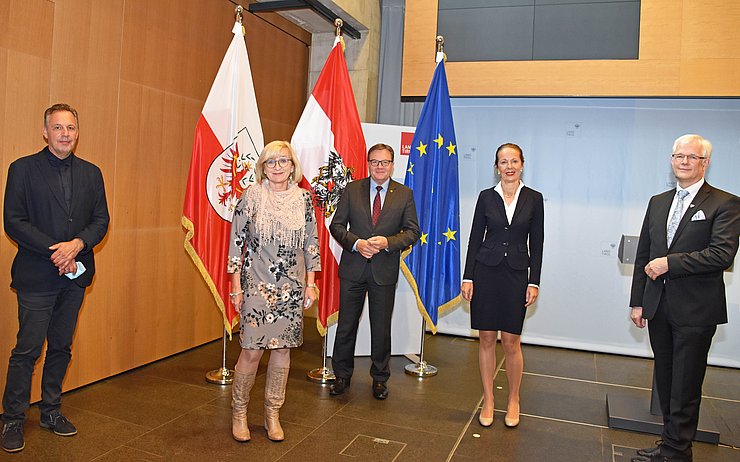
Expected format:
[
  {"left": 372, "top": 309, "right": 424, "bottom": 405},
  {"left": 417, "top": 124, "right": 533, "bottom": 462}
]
[{"left": 330, "top": 377, "right": 351, "bottom": 396}]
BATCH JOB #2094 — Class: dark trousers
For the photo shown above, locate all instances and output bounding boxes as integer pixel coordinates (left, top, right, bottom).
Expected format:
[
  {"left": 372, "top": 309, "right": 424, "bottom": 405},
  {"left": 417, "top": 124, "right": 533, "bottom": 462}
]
[
  {"left": 332, "top": 265, "right": 396, "bottom": 382},
  {"left": 1, "top": 284, "right": 85, "bottom": 423},
  {"left": 648, "top": 296, "right": 716, "bottom": 455}
]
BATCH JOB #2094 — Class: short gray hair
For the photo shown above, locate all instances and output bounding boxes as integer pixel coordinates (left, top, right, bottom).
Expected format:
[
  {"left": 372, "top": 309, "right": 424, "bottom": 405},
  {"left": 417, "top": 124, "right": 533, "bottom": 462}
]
[{"left": 673, "top": 134, "right": 712, "bottom": 158}]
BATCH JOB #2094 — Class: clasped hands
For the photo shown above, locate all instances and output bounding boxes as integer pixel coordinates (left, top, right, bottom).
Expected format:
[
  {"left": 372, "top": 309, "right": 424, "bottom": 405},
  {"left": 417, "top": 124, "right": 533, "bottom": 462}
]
[
  {"left": 355, "top": 236, "right": 388, "bottom": 259},
  {"left": 49, "top": 238, "right": 84, "bottom": 276},
  {"left": 644, "top": 257, "right": 668, "bottom": 281}
]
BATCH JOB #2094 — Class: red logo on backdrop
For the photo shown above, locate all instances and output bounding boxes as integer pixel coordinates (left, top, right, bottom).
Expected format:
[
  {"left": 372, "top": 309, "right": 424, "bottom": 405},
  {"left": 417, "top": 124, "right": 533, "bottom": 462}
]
[{"left": 400, "top": 132, "right": 414, "bottom": 156}]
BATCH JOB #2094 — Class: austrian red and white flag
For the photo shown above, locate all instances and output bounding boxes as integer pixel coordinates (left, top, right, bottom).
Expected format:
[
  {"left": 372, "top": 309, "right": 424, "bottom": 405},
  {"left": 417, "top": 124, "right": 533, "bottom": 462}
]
[
  {"left": 182, "top": 20, "right": 264, "bottom": 336},
  {"left": 292, "top": 38, "right": 367, "bottom": 335}
]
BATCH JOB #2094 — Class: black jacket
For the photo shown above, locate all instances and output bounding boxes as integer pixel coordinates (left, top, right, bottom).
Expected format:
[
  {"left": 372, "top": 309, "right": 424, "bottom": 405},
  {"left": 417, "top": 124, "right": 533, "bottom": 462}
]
[{"left": 4, "top": 147, "right": 110, "bottom": 290}]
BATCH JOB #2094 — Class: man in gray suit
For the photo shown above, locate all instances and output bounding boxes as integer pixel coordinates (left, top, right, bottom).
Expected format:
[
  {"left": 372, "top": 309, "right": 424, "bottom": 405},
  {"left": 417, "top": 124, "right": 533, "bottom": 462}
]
[
  {"left": 329, "top": 143, "right": 420, "bottom": 399},
  {"left": 630, "top": 134, "right": 739, "bottom": 462}
]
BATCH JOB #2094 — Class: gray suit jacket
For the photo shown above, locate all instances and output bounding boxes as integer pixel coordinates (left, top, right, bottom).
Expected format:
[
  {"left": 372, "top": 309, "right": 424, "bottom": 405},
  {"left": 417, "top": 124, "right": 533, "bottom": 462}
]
[{"left": 330, "top": 178, "right": 420, "bottom": 285}]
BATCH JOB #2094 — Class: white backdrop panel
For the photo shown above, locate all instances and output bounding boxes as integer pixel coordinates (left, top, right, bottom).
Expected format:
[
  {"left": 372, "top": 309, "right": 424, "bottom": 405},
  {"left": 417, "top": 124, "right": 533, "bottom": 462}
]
[{"left": 444, "top": 98, "right": 740, "bottom": 368}]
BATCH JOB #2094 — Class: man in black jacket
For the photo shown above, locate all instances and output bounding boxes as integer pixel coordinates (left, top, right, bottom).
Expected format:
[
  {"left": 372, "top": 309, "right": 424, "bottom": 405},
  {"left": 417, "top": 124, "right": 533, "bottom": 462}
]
[
  {"left": 1, "top": 104, "right": 110, "bottom": 453},
  {"left": 630, "top": 134, "right": 739, "bottom": 462}
]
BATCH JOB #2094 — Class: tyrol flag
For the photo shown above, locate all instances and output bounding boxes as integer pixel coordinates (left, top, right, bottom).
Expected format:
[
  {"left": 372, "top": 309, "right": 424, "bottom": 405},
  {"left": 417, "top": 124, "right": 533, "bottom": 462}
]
[
  {"left": 400, "top": 58, "right": 461, "bottom": 333},
  {"left": 182, "top": 20, "right": 264, "bottom": 335},
  {"left": 292, "top": 37, "right": 367, "bottom": 335}
]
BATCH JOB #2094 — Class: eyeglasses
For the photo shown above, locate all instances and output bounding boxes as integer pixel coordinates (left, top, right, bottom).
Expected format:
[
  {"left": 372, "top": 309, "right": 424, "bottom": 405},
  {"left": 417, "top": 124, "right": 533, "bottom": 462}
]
[
  {"left": 369, "top": 159, "right": 393, "bottom": 167},
  {"left": 264, "top": 157, "right": 292, "bottom": 168},
  {"left": 671, "top": 153, "right": 707, "bottom": 162}
]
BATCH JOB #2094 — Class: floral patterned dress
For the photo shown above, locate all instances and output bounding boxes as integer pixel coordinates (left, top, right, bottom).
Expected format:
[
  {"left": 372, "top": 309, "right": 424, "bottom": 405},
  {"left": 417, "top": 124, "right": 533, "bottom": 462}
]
[{"left": 227, "top": 187, "right": 320, "bottom": 350}]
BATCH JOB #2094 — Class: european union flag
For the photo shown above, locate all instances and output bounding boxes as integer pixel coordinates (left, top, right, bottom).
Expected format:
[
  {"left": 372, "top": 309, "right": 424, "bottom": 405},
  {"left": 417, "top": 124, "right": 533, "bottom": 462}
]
[{"left": 400, "top": 60, "right": 461, "bottom": 333}]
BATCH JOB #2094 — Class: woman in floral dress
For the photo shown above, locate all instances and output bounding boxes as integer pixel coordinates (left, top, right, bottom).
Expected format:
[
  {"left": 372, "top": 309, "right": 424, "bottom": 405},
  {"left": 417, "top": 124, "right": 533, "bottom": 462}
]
[{"left": 227, "top": 140, "right": 320, "bottom": 443}]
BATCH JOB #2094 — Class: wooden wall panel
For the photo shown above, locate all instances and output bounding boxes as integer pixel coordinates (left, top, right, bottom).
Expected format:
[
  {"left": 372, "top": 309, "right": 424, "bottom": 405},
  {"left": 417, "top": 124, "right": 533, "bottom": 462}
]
[
  {"left": 245, "top": 13, "right": 311, "bottom": 141},
  {"left": 682, "top": 1, "right": 740, "bottom": 59},
  {"left": 120, "top": 0, "right": 243, "bottom": 101},
  {"left": 0, "top": 0, "right": 55, "bottom": 407},
  {"left": 45, "top": 0, "right": 125, "bottom": 390},
  {"left": 402, "top": 0, "right": 740, "bottom": 97},
  {"left": 0, "top": 0, "right": 310, "bottom": 410},
  {"left": 0, "top": 0, "right": 54, "bottom": 60},
  {"left": 637, "top": 0, "right": 682, "bottom": 60}
]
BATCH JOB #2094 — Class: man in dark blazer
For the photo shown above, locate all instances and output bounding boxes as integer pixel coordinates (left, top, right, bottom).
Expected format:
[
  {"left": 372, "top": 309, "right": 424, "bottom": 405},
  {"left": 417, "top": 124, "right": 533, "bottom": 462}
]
[
  {"left": 1, "top": 104, "right": 109, "bottom": 453},
  {"left": 328, "top": 143, "right": 420, "bottom": 399},
  {"left": 630, "top": 134, "right": 739, "bottom": 462}
]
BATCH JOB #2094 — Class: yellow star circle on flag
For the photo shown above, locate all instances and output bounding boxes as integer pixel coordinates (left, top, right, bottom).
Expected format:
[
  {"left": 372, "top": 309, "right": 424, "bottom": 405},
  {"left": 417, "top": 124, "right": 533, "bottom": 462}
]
[
  {"left": 407, "top": 162, "right": 414, "bottom": 175},
  {"left": 434, "top": 134, "right": 444, "bottom": 148},
  {"left": 446, "top": 142, "right": 456, "bottom": 156},
  {"left": 420, "top": 232, "right": 428, "bottom": 245}
]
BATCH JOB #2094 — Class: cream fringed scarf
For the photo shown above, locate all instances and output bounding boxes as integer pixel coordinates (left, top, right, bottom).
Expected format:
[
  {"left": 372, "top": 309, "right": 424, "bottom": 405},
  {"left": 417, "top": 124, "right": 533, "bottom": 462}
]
[{"left": 245, "top": 181, "right": 306, "bottom": 248}]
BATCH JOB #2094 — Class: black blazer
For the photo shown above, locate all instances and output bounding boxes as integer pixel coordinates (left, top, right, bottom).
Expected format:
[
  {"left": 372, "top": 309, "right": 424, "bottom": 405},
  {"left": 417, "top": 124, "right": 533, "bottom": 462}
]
[
  {"left": 630, "top": 182, "right": 740, "bottom": 326},
  {"left": 330, "top": 178, "right": 420, "bottom": 286},
  {"left": 463, "top": 186, "right": 544, "bottom": 285},
  {"left": 4, "top": 148, "right": 110, "bottom": 291}
]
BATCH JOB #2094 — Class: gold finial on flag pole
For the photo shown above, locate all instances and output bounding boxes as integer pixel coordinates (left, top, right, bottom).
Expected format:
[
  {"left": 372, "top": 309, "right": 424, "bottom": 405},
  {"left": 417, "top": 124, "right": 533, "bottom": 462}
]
[
  {"left": 235, "top": 5, "right": 246, "bottom": 36},
  {"left": 334, "top": 18, "right": 346, "bottom": 51},
  {"left": 436, "top": 35, "right": 446, "bottom": 63}
]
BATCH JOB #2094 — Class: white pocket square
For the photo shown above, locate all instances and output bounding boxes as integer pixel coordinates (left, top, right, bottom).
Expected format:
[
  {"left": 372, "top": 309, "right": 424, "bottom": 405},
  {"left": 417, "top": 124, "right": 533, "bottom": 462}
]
[{"left": 691, "top": 210, "right": 706, "bottom": 221}]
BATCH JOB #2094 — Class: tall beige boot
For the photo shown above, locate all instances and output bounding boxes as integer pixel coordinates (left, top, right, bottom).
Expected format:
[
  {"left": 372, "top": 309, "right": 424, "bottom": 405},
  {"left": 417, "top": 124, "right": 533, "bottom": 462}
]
[
  {"left": 232, "top": 371, "right": 256, "bottom": 442},
  {"left": 263, "top": 365, "right": 290, "bottom": 441}
]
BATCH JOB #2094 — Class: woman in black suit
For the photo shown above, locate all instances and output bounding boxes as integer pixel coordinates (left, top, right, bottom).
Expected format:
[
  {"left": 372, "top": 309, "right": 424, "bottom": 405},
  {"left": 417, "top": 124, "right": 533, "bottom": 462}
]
[{"left": 461, "top": 143, "right": 544, "bottom": 429}]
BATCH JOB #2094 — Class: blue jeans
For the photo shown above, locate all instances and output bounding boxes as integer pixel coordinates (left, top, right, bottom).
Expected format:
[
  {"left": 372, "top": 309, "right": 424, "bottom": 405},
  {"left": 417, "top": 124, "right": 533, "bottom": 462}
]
[{"left": 2, "top": 284, "right": 85, "bottom": 422}]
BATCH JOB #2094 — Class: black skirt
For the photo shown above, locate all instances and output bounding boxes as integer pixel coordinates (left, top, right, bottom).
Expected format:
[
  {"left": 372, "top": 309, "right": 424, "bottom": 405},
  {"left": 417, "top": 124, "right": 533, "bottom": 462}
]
[{"left": 470, "top": 260, "right": 528, "bottom": 334}]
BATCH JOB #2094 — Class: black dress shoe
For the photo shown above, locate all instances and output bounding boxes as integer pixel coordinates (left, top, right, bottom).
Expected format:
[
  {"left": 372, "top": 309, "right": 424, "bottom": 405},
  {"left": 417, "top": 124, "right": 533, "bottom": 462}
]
[
  {"left": 636, "top": 440, "right": 666, "bottom": 458},
  {"left": 372, "top": 381, "right": 388, "bottom": 400},
  {"left": 631, "top": 455, "right": 691, "bottom": 462},
  {"left": 633, "top": 441, "right": 692, "bottom": 462},
  {"left": 330, "top": 377, "right": 350, "bottom": 396},
  {"left": 636, "top": 443, "right": 662, "bottom": 458}
]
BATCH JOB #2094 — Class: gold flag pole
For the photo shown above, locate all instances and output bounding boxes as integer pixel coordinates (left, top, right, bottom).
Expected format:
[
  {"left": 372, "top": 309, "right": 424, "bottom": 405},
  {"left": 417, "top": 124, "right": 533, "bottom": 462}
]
[
  {"left": 204, "top": 4, "right": 245, "bottom": 386},
  {"left": 306, "top": 16, "right": 345, "bottom": 386}
]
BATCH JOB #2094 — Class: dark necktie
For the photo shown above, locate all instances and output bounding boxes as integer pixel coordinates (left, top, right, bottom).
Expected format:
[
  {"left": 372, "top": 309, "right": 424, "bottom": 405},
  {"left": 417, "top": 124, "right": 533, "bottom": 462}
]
[{"left": 372, "top": 185, "right": 383, "bottom": 226}]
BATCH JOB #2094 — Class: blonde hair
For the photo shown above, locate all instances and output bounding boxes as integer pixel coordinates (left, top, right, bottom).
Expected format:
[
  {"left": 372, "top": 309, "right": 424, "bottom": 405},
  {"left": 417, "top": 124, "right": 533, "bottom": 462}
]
[
  {"left": 673, "top": 134, "right": 712, "bottom": 159},
  {"left": 254, "top": 140, "right": 303, "bottom": 183}
]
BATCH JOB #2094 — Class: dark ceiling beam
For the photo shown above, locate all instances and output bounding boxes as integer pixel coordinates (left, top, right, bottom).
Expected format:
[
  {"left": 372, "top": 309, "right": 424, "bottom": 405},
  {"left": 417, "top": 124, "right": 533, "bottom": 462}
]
[{"left": 248, "top": 0, "right": 362, "bottom": 39}]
